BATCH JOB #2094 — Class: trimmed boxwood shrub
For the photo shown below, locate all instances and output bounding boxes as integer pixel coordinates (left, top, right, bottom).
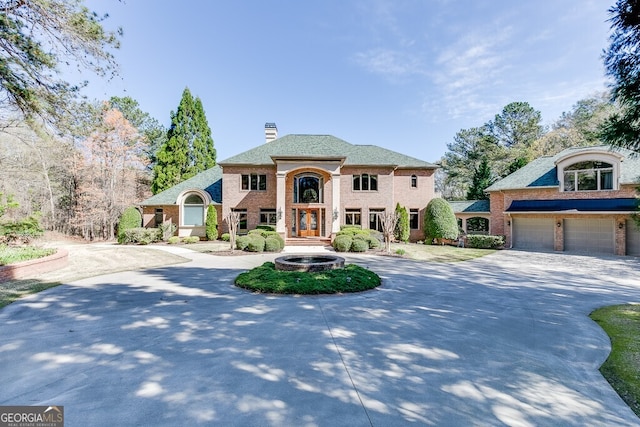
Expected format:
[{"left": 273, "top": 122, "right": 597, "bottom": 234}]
[
  {"left": 122, "top": 227, "right": 161, "bottom": 245},
  {"left": 117, "top": 207, "right": 142, "bottom": 244},
  {"left": 466, "top": 234, "right": 504, "bottom": 249},
  {"left": 265, "top": 236, "right": 282, "bottom": 252},
  {"left": 424, "top": 198, "right": 458, "bottom": 244},
  {"left": 236, "top": 235, "right": 250, "bottom": 250},
  {"left": 333, "top": 234, "right": 353, "bottom": 252},
  {"left": 184, "top": 236, "right": 200, "bottom": 244},
  {"left": 167, "top": 236, "right": 181, "bottom": 244},
  {"left": 351, "top": 238, "right": 369, "bottom": 252},
  {"left": 358, "top": 234, "right": 380, "bottom": 249},
  {"left": 246, "top": 234, "right": 266, "bottom": 252},
  {"left": 256, "top": 225, "right": 276, "bottom": 232},
  {"left": 221, "top": 233, "right": 230, "bottom": 242}
]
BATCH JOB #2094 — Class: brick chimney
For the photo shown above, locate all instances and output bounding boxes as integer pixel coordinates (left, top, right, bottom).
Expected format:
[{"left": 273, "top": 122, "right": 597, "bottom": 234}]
[{"left": 265, "top": 122, "right": 277, "bottom": 143}]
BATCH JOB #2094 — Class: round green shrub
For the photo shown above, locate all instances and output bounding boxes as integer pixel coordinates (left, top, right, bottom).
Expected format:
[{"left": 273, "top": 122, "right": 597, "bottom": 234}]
[
  {"left": 167, "top": 236, "right": 181, "bottom": 244},
  {"left": 424, "top": 197, "right": 458, "bottom": 244},
  {"left": 117, "top": 207, "right": 142, "bottom": 244},
  {"left": 236, "top": 235, "right": 250, "bottom": 250},
  {"left": 221, "top": 233, "right": 230, "bottom": 242},
  {"left": 265, "top": 236, "right": 282, "bottom": 252},
  {"left": 184, "top": 236, "right": 200, "bottom": 244},
  {"left": 351, "top": 238, "right": 369, "bottom": 252},
  {"left": 333, "top": 234, "right": 353, "bottom": 252},
  {"left": 270, "top": 233, "right": 285, "bottom": 249},
  {"left": 357, "top": 234, "right": 380, "bottom": 249},
  {"left": 246, "top": 234, "right": 266, "bottom": 252}
]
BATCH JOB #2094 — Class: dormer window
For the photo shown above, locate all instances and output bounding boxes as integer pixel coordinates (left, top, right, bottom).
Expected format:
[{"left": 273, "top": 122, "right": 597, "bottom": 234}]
[
  {"left": 563, "top": 161, "right": 613, "bottom": 191},
  {"left": 556, "top": 149, "right": 622, "bottom": 193}
]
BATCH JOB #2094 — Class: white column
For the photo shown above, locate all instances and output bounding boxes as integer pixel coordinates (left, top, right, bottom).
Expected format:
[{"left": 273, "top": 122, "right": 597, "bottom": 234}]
[
  {"left": 331, "top": 173, "right": 341, "bottom": 233},
  {"left": 276, "top": 172, "right": 286, "bottom": 235}
]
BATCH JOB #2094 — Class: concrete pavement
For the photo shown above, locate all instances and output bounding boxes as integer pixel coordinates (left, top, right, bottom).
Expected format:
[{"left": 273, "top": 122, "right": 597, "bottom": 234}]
[{"left": 1, "top": 248, "right": 639, "bottom": 426}]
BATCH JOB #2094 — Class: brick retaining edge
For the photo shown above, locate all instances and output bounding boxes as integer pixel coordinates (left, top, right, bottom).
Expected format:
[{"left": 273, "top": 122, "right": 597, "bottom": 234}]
[{"left": 0, "top": 248, "right": 69, "bottom": 282}]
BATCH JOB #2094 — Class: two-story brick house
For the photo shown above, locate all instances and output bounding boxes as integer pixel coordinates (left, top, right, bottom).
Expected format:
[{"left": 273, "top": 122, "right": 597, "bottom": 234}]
[
  {"left": 485, "top": 145, "right": 640, "bottom": 256},
  {"left": 141, "top": 124, "right": 438, "bottom": 242}
]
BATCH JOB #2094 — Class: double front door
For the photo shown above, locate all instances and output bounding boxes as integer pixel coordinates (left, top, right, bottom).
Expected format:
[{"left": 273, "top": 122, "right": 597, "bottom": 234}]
[{"left": 298, "top": 208, "right": 319, "bottom": 237}]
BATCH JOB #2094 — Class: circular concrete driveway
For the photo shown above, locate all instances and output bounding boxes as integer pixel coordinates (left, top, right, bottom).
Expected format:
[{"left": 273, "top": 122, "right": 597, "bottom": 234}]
[{"left": 1, "top": 249, "right": 639, "bottom": 426}]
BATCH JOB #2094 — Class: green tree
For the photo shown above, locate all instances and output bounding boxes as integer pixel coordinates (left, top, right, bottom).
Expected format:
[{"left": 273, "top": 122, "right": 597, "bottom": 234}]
[
  {"left": 152, "top": 88, "right": 216, "bottom": 193},
  {"left": 600, "top": 0, "right": 640, "bottom": 153},
  {"left": 394, "top": 203, "right": 409, "bottom": 243},
  {"left": 441, "top": 126, "right": 498, "bottom": 199},
  {"left": 0, "top": 1, "right": 120, "bottom": 128},
  {"left": 424, "top": 198, "right": 459, "bottom": 244},
  {"left": 206, "top": 205, "right": 218, "bottom": 240},
  {"left": 466, "top": 158, "right": 492, "bottom": 200}
]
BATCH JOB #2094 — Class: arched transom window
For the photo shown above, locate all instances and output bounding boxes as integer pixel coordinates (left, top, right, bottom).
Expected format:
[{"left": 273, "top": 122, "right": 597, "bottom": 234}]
[
  {"left": 183, "top": 193, "right": 204, "bottom": 226},
  {"left": 294, "top": 173, "right": 323, "bottom": 203}
]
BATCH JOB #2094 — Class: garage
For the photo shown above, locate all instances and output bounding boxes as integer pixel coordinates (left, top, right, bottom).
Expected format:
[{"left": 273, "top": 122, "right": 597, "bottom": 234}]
[
  {"left": 564, "top": 219, "right": 614, "bottom": 254},
  {"left": 512, "top": 217, "right": 554, "bottom": 251},
  {"left": 627, "top": 219, "right": 640, "bottom": 256}
]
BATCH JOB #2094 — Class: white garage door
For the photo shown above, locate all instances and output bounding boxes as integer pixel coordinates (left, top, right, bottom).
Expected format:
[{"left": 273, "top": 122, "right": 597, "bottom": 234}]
[
  {"left": 564, "top": 219, "right": 614, "bottom": 254},
  {"left": 512, "top": 218, "right": 554, "bottom": 251},
  {"left": 627, "top": 219, "right": 640, "bottom": 256}
]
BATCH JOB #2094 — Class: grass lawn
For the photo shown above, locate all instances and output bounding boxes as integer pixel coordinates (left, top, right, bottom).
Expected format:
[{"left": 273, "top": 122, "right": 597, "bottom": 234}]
[
  {"left": 389, "top": 242, "right": 495, "bottom": 262},
  {"left": 0, "top": 245, "right": 55, "bottom": 266},
  {"left": 590, "top": 304, "right": 640, "bottom": 416},
  {"left": 235, "top": 262, "right": 381, "bottom": 294}
]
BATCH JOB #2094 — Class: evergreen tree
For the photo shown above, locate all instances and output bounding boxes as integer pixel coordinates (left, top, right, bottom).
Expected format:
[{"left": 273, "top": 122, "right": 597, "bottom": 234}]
[
  {"left": 466, "top": 158, "right": 492, "bottom": 200},
  {"left": 600, "top": 0, "right": 640, "bottom": 153},
  {"left": 394, "top": 203, "right": 410, "bottom": 243},
  {"left": 152, "top": 88, "right": 216, "bottom": 193}
]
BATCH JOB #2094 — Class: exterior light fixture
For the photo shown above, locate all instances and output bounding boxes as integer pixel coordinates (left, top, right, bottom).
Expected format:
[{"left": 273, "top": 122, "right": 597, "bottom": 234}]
[
  {"left": 619, "top": 222, "right": 625, "bottom": 229},
  {"left": 277, "top": 208, "right": 283, "bottom": 221},
  {"left": 507, "top": 220, "right": 511, "bottom": 226},
  {"left": 333, "top": 208, "right": 339, "bottom": 221},
  {"left": 557, "top": 222, "right": 562, "bottom": 228}
]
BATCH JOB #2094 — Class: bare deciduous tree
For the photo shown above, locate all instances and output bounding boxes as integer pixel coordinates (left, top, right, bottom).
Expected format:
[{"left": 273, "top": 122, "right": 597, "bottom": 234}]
[
  {"left": 380, "top": 211, "right": 399, "bottom": 254},
  {"left": 226, "top": 210, "right": 241, "bottom": 251}
]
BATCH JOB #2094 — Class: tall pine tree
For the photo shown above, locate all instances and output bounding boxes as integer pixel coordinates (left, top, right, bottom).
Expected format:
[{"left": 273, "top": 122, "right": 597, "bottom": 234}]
[
  {"left": 152, "top": 88, "right": 216, "bottom": 193},
  {"left": 466, "top": 158, "right": 492, "bottom": 200}
]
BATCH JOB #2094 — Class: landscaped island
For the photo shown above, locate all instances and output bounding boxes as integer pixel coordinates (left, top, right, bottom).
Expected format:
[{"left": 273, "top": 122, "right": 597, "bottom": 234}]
[{"left": 235, "top": 262, "right": 381, "bottom": 294}]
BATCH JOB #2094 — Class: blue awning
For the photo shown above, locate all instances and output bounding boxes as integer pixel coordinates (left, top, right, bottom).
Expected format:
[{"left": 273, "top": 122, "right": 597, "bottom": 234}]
[{"left": 506, "top": 198, "right": 639, "bottom": 212}]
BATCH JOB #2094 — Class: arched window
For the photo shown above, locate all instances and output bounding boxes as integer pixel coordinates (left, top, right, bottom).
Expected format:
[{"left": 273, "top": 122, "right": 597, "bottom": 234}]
[
  {"left": 563, "top": 161, "right": 613, "bottom": 191},
  {"left": 294, "top": 173, "right": 323, "bottom": 203},
  {"left": 183, "top": 194, "right": 204, "bottom": 226},
  {"left": 411, "top": 175, "right": 417, "bottom": 188}
]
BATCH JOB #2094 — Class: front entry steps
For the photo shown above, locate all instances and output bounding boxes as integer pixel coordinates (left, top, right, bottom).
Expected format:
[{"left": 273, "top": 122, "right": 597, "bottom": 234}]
[{"left": 286, "top": 237, "right": 332, "bottom": 247}]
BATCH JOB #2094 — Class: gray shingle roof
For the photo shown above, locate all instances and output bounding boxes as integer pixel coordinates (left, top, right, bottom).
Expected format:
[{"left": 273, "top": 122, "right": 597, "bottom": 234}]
[
  {"left": 141, "top": 165, "right": 222, "bottom": 205},
  {"left": 218, "top": 134, "right": 437, "bottom": 168},
  {"left": 486, "top": 145, "right": 640, "bottom": 192},
  {"left": 448, "top": 200, "right": 490, "bottom": 213}
]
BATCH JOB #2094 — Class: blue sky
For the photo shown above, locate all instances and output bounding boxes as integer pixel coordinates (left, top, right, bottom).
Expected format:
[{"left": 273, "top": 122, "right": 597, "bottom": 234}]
[{"left": 83, "top": 0, "right": 613, "bottom": 163}]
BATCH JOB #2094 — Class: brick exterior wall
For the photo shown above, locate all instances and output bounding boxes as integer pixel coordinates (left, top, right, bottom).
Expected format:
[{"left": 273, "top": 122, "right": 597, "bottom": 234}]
[
  {"left": 490, "top": 184, "right": 638, "bottom": 254},
  {"left": 146, "top": 163, "right": 437, "bottom": 242}
]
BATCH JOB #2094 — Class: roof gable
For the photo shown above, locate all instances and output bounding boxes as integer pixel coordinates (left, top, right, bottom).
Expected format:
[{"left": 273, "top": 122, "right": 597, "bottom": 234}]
[
  {"left": 486, "top": 146, "right": 640, "bottom": 192},
  {"left": 141, "top": 165, "right": 222, "bottom": 206}
]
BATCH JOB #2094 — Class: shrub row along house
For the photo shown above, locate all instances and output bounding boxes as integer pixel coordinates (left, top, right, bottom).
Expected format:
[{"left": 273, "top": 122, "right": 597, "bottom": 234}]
[
  {"left": 140, "top": 124, "right": 640, "bottom": 256},
  {"left": 141, "top": 124, "right": 438, "bottom": 243}
]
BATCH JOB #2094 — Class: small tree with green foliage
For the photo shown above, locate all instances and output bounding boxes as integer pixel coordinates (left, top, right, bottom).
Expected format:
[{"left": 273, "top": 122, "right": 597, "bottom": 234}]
[
  {"left": 394, "top": 203, "right": 409, "bottom": 242},
  {"left": 117, "top": 207, "right": 142, "bottom": 244},
  {"left": 206, "top": 205, "right": 218, "bottom": 240},
  {"left": 424, "top": 198, "right": 459, "bottom": 245}
]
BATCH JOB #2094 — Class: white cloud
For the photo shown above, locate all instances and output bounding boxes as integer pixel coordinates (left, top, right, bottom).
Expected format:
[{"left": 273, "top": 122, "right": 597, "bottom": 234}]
[{"left": 353, "top": 48, "right": 426, "bottom": 78}]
